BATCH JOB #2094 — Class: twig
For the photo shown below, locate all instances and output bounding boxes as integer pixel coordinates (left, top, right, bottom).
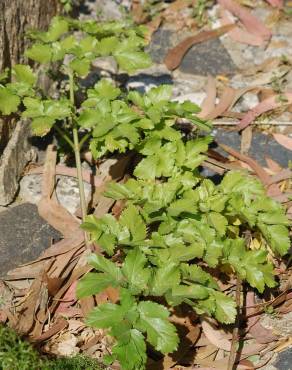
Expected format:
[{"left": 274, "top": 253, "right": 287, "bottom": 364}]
[{"left": 227, "top": 276, "right": 242, "bottom": 370}]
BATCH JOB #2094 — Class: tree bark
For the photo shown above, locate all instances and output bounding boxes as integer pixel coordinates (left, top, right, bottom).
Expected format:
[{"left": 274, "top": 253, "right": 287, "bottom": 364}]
[{"left": 0, "top": 0, "right": 59, "bottom": 204}]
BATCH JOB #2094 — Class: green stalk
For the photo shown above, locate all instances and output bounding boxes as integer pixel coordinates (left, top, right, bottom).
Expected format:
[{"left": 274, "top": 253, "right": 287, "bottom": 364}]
[{"left": 68, "top": 70, "right": 89, "bottom": 247}]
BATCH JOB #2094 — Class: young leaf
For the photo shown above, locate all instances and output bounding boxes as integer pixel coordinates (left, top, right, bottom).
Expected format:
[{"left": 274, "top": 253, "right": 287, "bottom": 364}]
[
  {"left": 0, "top": 88, "right": 20, "bottom": 115},
  {"left": 114, "top": 51, "right": 151, "bottom": 73},
  {"left": 122, "top": 250, "right": 151, "bottom": 295},
  {"left": 25, "top": 43, "right": 52, "bottom": 63},
  {"left": 77, "top": 272, "right": 117, "bottom": 298},
  {"left": 12, "top": 64, "right": 37, "bottom": 86},
  {"left": 136, "top": 301, "right": 179, "bottom": 353}
]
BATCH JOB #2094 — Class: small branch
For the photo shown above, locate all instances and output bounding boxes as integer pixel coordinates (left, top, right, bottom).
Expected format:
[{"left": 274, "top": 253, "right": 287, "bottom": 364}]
[
  {"left": 79, "top": 131, "right": 91, "bottom": 150},
  {"left": 54, "top": 125, "right": 74, "bottom": 149},
  {"left": 227, "top": 276, "right": 242, "bottom": 370}
]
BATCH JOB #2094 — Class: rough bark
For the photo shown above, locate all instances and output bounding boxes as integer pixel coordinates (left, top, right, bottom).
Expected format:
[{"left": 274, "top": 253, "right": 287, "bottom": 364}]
[{"left": 0, "top": 0, "right": 59, "bottom": 204}]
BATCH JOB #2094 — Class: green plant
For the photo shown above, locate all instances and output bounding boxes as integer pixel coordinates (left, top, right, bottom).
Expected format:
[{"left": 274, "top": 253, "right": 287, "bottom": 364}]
[
  {"left": 76, "top": 86, "right": 290, "bottom": 369},
  {"left": 0, "top": 13, "right": 290, "bottom": 370},
  {"left": 0, "top": 15, "right": 151, "bottom": 228}
]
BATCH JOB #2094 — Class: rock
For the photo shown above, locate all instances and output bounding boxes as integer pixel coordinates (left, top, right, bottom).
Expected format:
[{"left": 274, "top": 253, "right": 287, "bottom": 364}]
[
  {"left": 0, "top": 120, "right": 35, "bottom": 205},
  {"left": 19, "top": 174, "right": 92, "bottom": 215},
  {"left": 214, "top": 128, "right": 291, "bottom": 167},
  {"left": 274, "top": 348, "right": 292, "bottom": 370},
  {"left": 149, "top": 28, "right": 236, "bottom": 76},
  {"left": 0, "top": 203, "right": 61, "bottom": 276}
]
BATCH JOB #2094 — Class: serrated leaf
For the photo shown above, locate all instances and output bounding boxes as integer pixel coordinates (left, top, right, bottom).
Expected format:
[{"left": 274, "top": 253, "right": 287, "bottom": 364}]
[
  {"left": 114, "top": 51, "right": 151, "bottom": 73},
  {"left": 86, "top": 302, "right": 127, "bottom": 328},
  {"left": 69, "top": 57, "right": 91, "bottom": 77},
  {"left": 12, "top": 64, "right": 37, "bottom": 85},
  {"left": 171, "top": 284, "right": 209, "bottom": 301},
  {"left": 147, "top": 85, "right": 172, "bottom": 104},
  {"left": 119, "top": 205, "right": 146, "bottom": 243},
  {"left": 151, "top": 263, "right": 180, "bottom": 296},
  {"left": 208, "top": 212, "right": 228, "bottom": 237},
  {"left": 31, "top": 116, "right": 55, "bottom": 136},
  {"left": 88, "top": 253, "right": 122, "bottom": 282},
  {"left": 136, "top": 301, "right": 179, "bottom": 353},
  {"left": 76, "top": 272, "right": 116, "bottom": 298},
  {"left": 122, "top": 250, "right": 151, "bottom": 295},
  {"left": 96, "top": 36, "right": 119, "bottom": 56},
  {"left": 112, "top": 329, "right": 147, "bottom": 370},
  {"left": 181, "top": 264, "right": 218, "bottom": 290},
  {"left": 77, "top": 109, "right": 100, "bottom": 128},
  {"left": 211, "top": 290, "right": 236, "bottom": 324},
  {"left": 258, "top": 223, "right": 290, "bottom": 256},
  {"left": 92, "top": 79, "right": 121, "bottom": 100},
  {"left": 0, "top": 88, "right": 20, "bottom": 115},
  {"left": 25, "top": 43, "right": 52, "bottom": 63}
]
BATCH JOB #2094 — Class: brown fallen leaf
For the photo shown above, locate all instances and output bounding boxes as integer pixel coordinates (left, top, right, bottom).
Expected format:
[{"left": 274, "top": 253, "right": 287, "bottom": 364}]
[
  {"left": 201, "top": 318, "right": 231, "bottom": 351},
  {"left": 206, "top": 86, "right": 237, "bottom": 120},
  {"left": 218, "top": 0, "right": 271, "bottom": 42},
  {"left": 34, "top": 317, "right": 68, "bottom": 342},
  {"left": 241, "top": 126, "right": 253, "bottom": 155},
  {"left": 218, "top": 143, "right": 271, "bottom": 185},
  {"left": 265, "top": 156, "right": 282, "bottom": 173},
  {"left": 273, "top": 133, "right": 292, "bottom": 151},
  {"left": 220, "top": 8, "right": 264, "bottom": 46},
  {"left": 164, "top": 24, "right": 235, "bottom": 71},
  {"left": 265, "top": 0, "right": 283, "bottom": 8},
  {"left": 38, "top": 145, "right": 81, "bottom": 238},
  {"left": 198, "top": 75, "right": 217, "bottom": 118},
  {"left": 235, "top": 93, "right": 292, "bottom": 131}
]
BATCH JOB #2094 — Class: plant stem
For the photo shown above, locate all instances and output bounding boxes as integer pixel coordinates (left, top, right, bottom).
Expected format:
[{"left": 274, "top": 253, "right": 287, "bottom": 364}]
[
  {"left": 54, "top": 125, "right": 74, "bottom": 149},
  {"left": 227, "top": 276, "right": 242, "bottom": 370},
  {"left": 68, "top": 70, "right": 89, "bottom": 247},
  {"left": 79, "top": 131, "right": 91, "bottom": 150}
]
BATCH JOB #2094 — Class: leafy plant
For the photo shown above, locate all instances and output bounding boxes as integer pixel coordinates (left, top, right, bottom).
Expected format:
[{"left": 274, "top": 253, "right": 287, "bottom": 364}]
[
  {"left": 0, "top": 13, "right": 290, "bottom": 370},
  {"left": 77, "top": 86, "right": 290, "bottom": 368}
]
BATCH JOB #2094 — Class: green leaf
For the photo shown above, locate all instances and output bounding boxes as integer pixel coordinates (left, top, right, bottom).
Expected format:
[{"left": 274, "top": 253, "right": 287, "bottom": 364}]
[
  {"left": 76, "top": 272, "right": 116, "bottom": 298},
  {"left": 25, "top": 43, "right": 52, "bottom": 63},
  {"left": 92, "top": 79, "right": 121, "bottom": 100},
  {"left": 122, "top": 250, "right": 151, "bottom": 295},
  {"left": 0, "top": 87, "right": 20, "bottom": 115},
  {"left": 211, "top": 291, "right": 236, "bottom": 324},
  {"left": 171, "top": 284, "right": 209, "bottom": 301},
  {"left": 119, "top": 205, "right": 146, "bottom": 243},
  {"left": 86, "top": 302, "right": 127, "bottom": 328},
  {"left": 31, "top": 116, "right": 55, "bottom": 136},
  {"left": 151, "top": 263, "right": 180, "bottom": 296},
  {"left": 96, "top": 36, "right": 119, "bottom": 56},
  {"left": 112, "top": 329, "right": 147, "bottom": 370},
  {"left": 69, "top": 57, "right": 91, "bottom": 77},
  {"left": 77, "top": 109, "right": 100, "bottom": 128},
  {"left": 114, "top": 51, "right": 152, "bottom": 73},
  {"left": 147, "top": 85, "right": 173, "bottom": 104},
  {"left": 88, "top": 253, "right": 122, "bottom": 282},
  {"left": 12, "top": 64, "right": 37, "bottom": 85},
  {"left": 257, "top": 223, "right": 290, "bottom": 256},
  {"left": 207, "top": 212, "right": 228, "bottom": 237},
  {"left": 180, "top": 264, "right": 218, "bottom": 290},
  {"left": 136, "top": 301, "right": 179, "bottom": 353},
  {"left": 44, "top": 17, "right": 69, "bottom": 42}
]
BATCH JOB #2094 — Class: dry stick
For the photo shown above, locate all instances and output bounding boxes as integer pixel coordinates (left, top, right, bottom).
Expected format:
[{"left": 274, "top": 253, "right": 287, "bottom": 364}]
[{"left": 227, "top": 276, "right": 242, "bottom": 370}]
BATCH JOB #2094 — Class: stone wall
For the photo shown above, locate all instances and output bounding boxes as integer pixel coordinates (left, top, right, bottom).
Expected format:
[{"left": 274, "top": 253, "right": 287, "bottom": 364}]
[{"left": 0, "top": 0, "right": 59, "bottom": 204}]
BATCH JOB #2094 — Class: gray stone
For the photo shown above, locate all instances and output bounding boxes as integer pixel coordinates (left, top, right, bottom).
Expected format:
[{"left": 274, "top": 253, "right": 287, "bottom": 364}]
[
  {"left": 0, "top": 203, "right": 61, "bottom": 277},
  {"left": 214, "top": 129, "right": 291, "bottom": 168},
  {"left": 149, "top": 28, "right": 237, "bottom": 76},
  {"left": 19, "top": 174, "right": 92, "bottom": 215},
  {"left": 274, "top": 348, "right": 292, "bottom": 370},
  {"left": 0, "top": 120, "right": 35, "bottom": 206}
]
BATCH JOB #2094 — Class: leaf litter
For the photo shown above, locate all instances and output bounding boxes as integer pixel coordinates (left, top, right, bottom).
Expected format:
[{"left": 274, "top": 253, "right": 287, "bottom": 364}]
[{"left": 1, "top": 1, "right": 292, "bottom": 369}]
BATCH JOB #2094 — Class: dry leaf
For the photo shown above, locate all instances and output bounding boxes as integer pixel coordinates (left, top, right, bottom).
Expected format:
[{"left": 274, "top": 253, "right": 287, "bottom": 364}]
[
  {"left": 198, "top": 75, "right": 217, "bottom": 118},
  {"left": 164, "top": 24, "right": 235, "bottom": 71},
  {"left": 205, "top": 87, "right": 236, "bottom": 120},
  {"left": 201, "top": 318, "right": 231, "bottom": 351},
  {"left": 273, "top": 133, "right": 292, "bottom": 151}
]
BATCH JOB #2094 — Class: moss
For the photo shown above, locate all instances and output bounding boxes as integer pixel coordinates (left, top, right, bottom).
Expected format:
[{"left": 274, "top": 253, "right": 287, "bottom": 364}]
[{"left": 0, "top": 325, "right": 101, "bottom": 370}]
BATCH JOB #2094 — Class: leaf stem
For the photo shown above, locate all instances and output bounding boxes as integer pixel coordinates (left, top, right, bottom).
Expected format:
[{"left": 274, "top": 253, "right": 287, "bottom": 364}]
[
  {"left": 68, "top": 70, "right": 90, "bottom": 247},
  {"left": 79, "top": 131, "right": 91, "bottom": 150},
  {"left": 54, "top": 125, "right": 74, "bottom": 149},
  {"left": 227, "top": 276, "right": 242, "bottom": 370}
]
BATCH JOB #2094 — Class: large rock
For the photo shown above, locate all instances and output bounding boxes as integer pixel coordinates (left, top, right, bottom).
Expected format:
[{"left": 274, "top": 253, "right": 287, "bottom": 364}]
[{"left": 0, "top": 203, "right": 61, "bottom": 277}]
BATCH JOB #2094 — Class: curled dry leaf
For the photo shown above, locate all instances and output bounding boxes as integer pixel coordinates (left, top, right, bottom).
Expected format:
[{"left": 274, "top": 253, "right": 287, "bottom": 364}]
[
  {"left": 164, "top": 24, "right": 235, "bottom": 71},
  {"left": 198, "top": 75, "right": 216, "bottom": 118},
  {"left": 273, "top": 133, "right": 292, "bottom": 151},
  {"left": 218, "top": 0, "right": 271, "bottom": 42},
  {"left": 201, "top": 318, "right": 231, "bottom": 351},
  {"left": 235, "top": 93, "right": 292, "bottom": 131}
]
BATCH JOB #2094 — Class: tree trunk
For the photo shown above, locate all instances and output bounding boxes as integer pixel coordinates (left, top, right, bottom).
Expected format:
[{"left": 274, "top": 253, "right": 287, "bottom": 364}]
[{"left": 0, "top": 0, "right": 59, "bottom": 205}]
